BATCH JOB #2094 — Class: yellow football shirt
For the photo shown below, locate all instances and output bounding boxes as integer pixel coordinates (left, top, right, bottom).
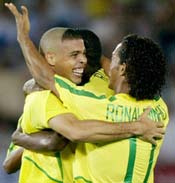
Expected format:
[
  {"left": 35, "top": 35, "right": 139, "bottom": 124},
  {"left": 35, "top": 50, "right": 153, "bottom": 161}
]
[
  {"left": 19, "top": 90, "right": 69, "bottom": 183},
  {"left": 54, "top": 68, "right": 114, "bottom": 183},
  {"left": 84, "top": 68, "right": 114, "bottom": 96},
  {"left": 54, "top": 75, "right": 169, "bottom": 183}
]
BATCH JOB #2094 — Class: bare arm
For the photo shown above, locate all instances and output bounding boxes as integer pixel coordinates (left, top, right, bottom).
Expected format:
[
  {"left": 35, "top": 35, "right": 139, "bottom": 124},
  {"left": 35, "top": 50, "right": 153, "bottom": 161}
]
[
  {"left": 5, "top": 3, "right": 58, "bottom": 96},
  {"left": 12, "top": 128, "right": 69, "bottom": 152},
  {"left": 3, "top": 130, "right": 68, "bottom": 174},
  {"left": 49, "top": 108, "right": 165, "bottom": 145},
  {"left": 3, "top": 147, "right": 23, "bottom": 174}
]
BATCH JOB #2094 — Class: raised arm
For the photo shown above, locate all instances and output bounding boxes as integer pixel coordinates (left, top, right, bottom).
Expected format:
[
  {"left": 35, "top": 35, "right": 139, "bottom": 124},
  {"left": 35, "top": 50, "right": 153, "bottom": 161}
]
[
  {"left": 49, "top": 108, "right": 165, "bottom": 145},
  {"left": 12, "top": 128, "right": 69, "bottom": 152},
  {"left": 5, "top": 3, "right": 58, "bottom": 96}
]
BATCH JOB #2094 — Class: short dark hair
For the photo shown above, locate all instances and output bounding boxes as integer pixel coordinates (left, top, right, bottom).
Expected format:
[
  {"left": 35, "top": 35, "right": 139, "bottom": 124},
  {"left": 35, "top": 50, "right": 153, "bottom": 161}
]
[
  {"left": 77, "top": 29, "right": 102, "bottom": 84},
  {"left": 119, "top": 34, "right": 167, "bottom": 100},
  {"left": 62, "top": 28, "right": 83, "bottom": 41}
]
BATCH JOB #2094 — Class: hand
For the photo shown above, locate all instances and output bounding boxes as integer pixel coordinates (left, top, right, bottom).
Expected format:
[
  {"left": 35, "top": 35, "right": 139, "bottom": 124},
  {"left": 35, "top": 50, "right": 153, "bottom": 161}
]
[
  {"left": 23, "top": 78, "right": 43, "bottom": 95},
  {"left": 138, "top": 107, "right": 165, "bottom": 145},
  {"left": 48, "top": 132, "right": 69, "bottom": 151},
  {"left": 5, "top": 3, "right": 30, "bottom": 42}
]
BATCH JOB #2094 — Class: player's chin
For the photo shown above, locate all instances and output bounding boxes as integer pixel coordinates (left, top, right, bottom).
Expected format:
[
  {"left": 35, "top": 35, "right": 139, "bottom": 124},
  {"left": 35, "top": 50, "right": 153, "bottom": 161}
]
[{"left": 72, "top": 76, "right": 82, "bottom": 85}]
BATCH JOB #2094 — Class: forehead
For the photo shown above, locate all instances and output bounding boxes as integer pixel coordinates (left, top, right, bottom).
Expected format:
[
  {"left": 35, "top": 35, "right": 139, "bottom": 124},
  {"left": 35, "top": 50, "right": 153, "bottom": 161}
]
[
  {"left": 112, "top": 42, "right": 122, "bottom": 56},
  {"left": 61, "top": 39, "right": 85, "bottom": 50}
]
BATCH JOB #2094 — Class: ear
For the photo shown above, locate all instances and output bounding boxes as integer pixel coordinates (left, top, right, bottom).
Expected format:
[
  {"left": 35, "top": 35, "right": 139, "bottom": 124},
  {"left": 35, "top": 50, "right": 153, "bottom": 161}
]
[
  {"left": 119, "top": 63, "right": 126, "bottom": 76},
  {"left": 45, "top": 52, "right": 56, "bottom": 66}
]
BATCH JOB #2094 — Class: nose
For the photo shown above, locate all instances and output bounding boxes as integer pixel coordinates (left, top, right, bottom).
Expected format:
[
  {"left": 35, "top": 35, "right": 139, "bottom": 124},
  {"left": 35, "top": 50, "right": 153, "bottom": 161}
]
[{"left": 79, "top": 54, "right": 87, "bottom": 65}]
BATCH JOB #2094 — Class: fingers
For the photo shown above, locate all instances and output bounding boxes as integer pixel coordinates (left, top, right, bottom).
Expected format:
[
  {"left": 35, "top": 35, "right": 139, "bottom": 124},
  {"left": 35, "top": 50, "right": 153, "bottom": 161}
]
[
  {"left": 143, "top": 107, "right": 152, "bottom": 116},
  {"left": 140, "top": 136, "right": 157, "bottom": 146},
  {"left": 21, "top": 5, "right": 28, "bottom": 17},
  {"left": 156, "top": 121, "right": 164, "bottom": 128},
  {"left": 149, "top": 138, "right": 157, "bottom": 146},
  {"left": 157, "top": 128, "right": 165, "bottom": 135},
  {"left": 5, "top": 3, "right": 21, "bottom": 18},
  {"left": 154, "top": 134, "right": 163, "bottom": 140},
  {"left": 141, "top": 107, "right": 152, "bottom": 118}
]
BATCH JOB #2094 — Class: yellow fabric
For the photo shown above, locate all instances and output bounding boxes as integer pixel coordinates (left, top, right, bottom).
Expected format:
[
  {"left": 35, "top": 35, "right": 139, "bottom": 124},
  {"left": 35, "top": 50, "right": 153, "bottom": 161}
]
[
  {"left": 19, "top": 90, "right": 69, "bottom": 183},
  {"left": 61, "top": 143, "right": 76, "bottom": 183},
  {"left": 54, "top": 75, "right": 169, "bottom": 183},
  {"left": 54, "top": 69, "right": 113, "bottom": 182},
  {"left": 84, "top": 68, "right": 114, "bottom": 96}
]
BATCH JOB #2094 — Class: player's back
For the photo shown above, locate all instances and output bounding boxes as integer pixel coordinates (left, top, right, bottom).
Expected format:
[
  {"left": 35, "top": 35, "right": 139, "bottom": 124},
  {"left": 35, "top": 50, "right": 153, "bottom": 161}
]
[
  {"left": 54, "top": 75, "right": 169, "bottom": 183},
  {"left": 74, "top": 94, "right": 169, "bottom": 183}
]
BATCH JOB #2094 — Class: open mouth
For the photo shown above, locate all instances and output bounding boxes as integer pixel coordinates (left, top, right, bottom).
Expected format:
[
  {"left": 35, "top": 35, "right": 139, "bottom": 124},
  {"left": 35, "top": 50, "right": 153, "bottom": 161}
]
[{"left": 73, "top": 68, "right": 84, "bottom": 77}]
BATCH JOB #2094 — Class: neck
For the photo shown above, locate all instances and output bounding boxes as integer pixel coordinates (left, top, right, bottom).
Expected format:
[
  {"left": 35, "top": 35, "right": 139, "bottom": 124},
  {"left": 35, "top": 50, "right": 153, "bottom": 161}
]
[{"left": 114, "top": 78, "right": 130, "bottom": 95}]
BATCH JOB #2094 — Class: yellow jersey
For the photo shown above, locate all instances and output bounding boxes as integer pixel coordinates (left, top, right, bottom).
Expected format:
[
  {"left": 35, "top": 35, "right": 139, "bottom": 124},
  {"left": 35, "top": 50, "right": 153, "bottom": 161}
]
[
  {"left": 83, "top": 68, "right": 114, "bottom": 96},
  {"left": 19, "top": 90, "right": 68, "bottom": 183},
  {"left": 54, "top": 75, "right": 169, "bottom": 183},
  {"left": 54, "top": 68, "right": 114, "bottom": 183}
]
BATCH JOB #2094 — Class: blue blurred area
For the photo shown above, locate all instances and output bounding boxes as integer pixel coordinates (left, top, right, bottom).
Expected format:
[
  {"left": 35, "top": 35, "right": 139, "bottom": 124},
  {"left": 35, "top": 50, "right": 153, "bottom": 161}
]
[{"left": 0, "top": 0, "right": 175, "bottom": 182}]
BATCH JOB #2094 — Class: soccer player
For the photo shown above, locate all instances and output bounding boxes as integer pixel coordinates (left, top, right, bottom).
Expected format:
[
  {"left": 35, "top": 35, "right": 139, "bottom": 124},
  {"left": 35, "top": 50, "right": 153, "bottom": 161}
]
[
  {"left": 3, "top": 25, "right": 161, "bottom": 183},
  {"left": 4, "top": 26, "right": 88, "bottom": 183},
  {"left": 49, "top": 34, "right": 169, "bottom": 182},
  {"left": 5, "top": 3, "right": 166, "bottom": 183}
]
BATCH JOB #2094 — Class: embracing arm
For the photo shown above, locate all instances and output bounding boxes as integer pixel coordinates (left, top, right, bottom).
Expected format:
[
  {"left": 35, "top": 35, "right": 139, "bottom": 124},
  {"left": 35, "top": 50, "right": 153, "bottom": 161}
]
[
  {"left": 12, "top": 128, "right": 69, "bottom": 152},
  {"left": 49, "top": 108, "right": 165, "bottom": 145},
  {"left": 3, "top": 147, "right": 23, "bottom": 174},
  {"left": 5, "top": 3, "right": 58, "bottom": 96}
]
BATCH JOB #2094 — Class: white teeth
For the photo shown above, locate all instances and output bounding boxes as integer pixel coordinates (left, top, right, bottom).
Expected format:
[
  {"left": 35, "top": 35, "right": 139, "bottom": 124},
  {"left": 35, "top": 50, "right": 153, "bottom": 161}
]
[{"left": 73, "top": 68, "right": 84, "bottom": 74}]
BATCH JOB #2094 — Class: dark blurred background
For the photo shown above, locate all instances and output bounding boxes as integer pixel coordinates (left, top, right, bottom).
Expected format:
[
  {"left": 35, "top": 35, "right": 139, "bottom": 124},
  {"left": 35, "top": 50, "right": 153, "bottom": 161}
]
[{"left": 0, "top": 0, "right": 175, "bottom": 182}]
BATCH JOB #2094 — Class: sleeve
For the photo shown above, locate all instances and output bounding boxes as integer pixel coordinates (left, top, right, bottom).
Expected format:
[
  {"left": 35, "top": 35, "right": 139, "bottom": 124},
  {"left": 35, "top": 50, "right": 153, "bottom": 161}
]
[
  {"left": 27, "top": 91, "right": 70, "bottom": 130},
  {"left": 44, "top": 93, "right": 70, "bottom": 128}
]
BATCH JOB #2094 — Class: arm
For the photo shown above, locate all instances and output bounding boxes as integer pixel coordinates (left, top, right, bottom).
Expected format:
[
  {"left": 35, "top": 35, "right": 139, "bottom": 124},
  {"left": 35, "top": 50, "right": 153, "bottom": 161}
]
[
  {"left": 3, "top": 147, "right": 23, "bottom": 174},
  {"left": 49, "top": 108, "right": 165, "bottom": 145},
  {"left": 12, "top": 128, "right": 69, "bottom": 152},
  {"left": 5, "top": 3, "right": 58, "bottom": 96}
]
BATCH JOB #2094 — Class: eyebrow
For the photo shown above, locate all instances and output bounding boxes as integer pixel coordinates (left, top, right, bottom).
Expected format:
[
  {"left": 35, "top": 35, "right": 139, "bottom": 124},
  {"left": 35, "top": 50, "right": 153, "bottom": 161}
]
[
  {"left": 70, "top": 49, "right": 86, "bottom": 54},
  {"left": 70, "top": 50, "right": 79, "bottom": 54},
  {"left": 69, "top": 50, "right": 82, "bottom": 56}
]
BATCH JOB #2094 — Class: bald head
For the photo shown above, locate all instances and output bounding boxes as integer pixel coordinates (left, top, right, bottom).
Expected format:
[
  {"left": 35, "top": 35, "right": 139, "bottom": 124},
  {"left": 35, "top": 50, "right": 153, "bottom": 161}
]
[{"left": 39, "top": 27, "right": 68, "bottom": 55}]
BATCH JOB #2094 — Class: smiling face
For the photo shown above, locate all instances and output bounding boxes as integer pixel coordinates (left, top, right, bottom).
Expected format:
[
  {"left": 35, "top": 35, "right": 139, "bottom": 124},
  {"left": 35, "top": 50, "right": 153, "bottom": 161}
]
[
  {"left": 109, "top": 43, "right": 126, "bottom": 92},
  {"left": 40, "top": 28, "right": 87, "bottom": 85},
  {"left": 47, "top": 38, "right": 87, "bottom": 84}
]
